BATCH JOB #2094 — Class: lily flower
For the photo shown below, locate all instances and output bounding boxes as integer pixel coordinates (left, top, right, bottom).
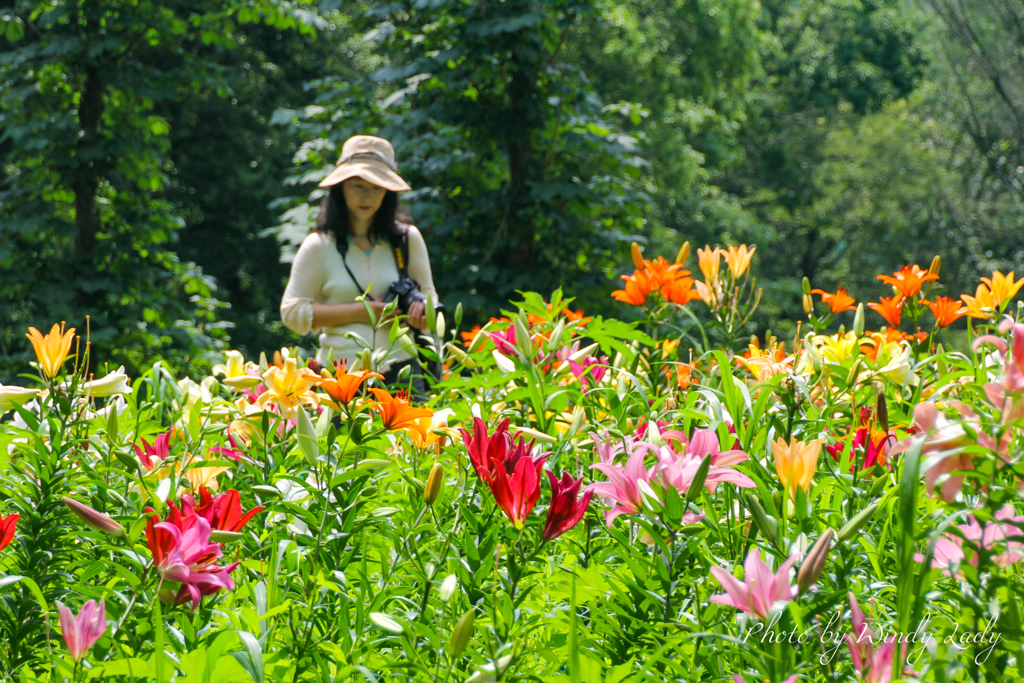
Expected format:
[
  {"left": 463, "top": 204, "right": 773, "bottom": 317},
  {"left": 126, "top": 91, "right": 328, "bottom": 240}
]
[
  {"left": 488, "top": 445, "right": 547, "bottom": 529},
  {"left": 974, "top": 321, "right": 1024, "bottom": 422},
  {"left": 368, "top": 388, "right": 433, "bottom": 440},
  {"left": 867, "top": 296, "right": 904, "bottom": 328},
  {"left": 0, "top": 513, "right": 19, "bottom": 552},
  {"left": 82, "top": 366, "right": 133, "bottom": 398},
  {"left": 611, "top": 270, "right": 654, "bottom": 306},
  {"left": 587, "top": 448, "right": 652, "bottom": 526},
  {"left": 961, "top": 284, "right": 997, "bottom": 319},
  {"left": 568, "top": 355, "right": 608, "bottom": 392},
  {"left": 724, "top": 244, "right": 756, "bottom": 279},
  {"left": 916, "top": 506, "right": 1024, "bottom": 575},
  {"left": 877, "top": 264, "right": 938, "bottom": 299},
  {"left": 460, "top": 417, "right": 513, "bottom": 481},
  {"left": 981, "top": 271, "right": 1023, "bottom": 308},
  {"left": 407, "top": 408, "right": 457, "bottom": 452},
  {"left": 212, "top": 350, "right": 262, "bottom": 390},
  {"left": 846, "top": 593, "right": 898, "bottom": 683},
  {"left": 870, "top": 341, "right": 918, "bottom": 386},
  {"left": 57, "top": 599, "right": 106, "bottom": 662},
  {"left": 890, "top": 401, "right": 977, "bottom": 502},
  {"left": 0, "top": 383, "right": 39, "bottom": 417},
  {"left": 315, "top": 362, "right": 383, "bottom": 406},
  {"left": 922, "top": 297, "right": 968, "bottom": 328},
  {"left": 25, "top": 323, "right": 76, "bottom": 378},
  {"left": 180, "top": 488, "right": 264, "bottom": 533},
  {"left": 697, "top": 245, "right": 722, "bottom": 283},
  {"left": 145, "top": 508, "right": 238, "bottom": 610},
  {"left": 772, "top": 437, "right": 822, "bottom": 500},
  {"left": 710, "top": 547, "right": 800, "bottom": 620},
  {"left": 257, "top": 357, "right": 320, "bottom": 418},
  {"left": 811, "top": 286, "right": 856, "bottom": 314},
  {"left": 542, "top": 471, "right": 593, "bottom": 541},
  {"left": 134, "top": 430, "right": 175, "bottom": 472}
]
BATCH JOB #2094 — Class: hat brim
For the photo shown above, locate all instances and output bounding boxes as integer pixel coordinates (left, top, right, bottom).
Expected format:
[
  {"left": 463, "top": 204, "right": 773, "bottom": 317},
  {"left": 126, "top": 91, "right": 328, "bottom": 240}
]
[{"left": 318, "top": 160, "right": 411, "bottom": 192}]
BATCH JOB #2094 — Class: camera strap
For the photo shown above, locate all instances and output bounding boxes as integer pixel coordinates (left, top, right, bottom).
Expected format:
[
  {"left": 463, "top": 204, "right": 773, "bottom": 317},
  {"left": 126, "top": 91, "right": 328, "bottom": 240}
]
[
  {"left": 339, "top": 249, "right": 374, "bottom": 301},
  {"left": 338, "top": 233, "right": 411, "bottom": 299}
]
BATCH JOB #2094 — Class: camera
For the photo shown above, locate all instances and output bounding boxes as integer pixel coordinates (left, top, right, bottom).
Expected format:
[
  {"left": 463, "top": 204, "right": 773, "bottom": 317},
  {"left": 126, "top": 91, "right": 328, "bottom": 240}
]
[{"left": 385, "top": 277, "right": 445, "bottom": 316}]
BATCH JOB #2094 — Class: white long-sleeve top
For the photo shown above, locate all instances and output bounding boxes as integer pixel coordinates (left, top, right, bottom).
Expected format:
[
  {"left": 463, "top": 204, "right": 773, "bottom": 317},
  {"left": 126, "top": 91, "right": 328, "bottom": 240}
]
[{"left": 280, "top": 225, "right": 437, "bottom": 371}]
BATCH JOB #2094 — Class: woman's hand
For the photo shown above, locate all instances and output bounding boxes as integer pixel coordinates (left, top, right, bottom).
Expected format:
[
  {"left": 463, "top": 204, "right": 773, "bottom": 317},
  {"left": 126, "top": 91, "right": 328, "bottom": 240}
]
[{"left": 406, "top": 300, "right": 428, "bottom": 331}]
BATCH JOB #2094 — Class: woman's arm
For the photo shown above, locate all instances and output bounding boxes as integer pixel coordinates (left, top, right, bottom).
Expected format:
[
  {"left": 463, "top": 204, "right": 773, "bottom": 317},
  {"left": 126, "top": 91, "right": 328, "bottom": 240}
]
[
  {"left": 404, "top": 226, "right": 435, "bottom": 331},
  {"left": 311, "top": 301, "right": 390, "bottom": 328}
]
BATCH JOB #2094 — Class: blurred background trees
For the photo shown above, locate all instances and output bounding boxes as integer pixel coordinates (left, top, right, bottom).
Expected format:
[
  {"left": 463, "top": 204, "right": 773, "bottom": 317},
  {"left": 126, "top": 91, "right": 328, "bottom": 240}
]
[{"left": 2, "top": 0, "right": 1022, "bottom": 378}]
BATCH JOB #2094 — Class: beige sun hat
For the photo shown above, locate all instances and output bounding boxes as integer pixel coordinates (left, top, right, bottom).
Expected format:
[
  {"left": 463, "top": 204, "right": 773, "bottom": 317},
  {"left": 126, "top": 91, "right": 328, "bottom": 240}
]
[{"left": 318, "top": 135, "right": 411, "bottom": 192}]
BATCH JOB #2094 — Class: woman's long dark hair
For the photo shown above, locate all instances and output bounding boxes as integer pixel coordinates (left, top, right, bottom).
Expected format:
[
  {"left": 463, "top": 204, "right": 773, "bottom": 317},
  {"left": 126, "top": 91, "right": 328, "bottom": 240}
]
[{"left": 315, "top": 183, "right": 407, "bottom": 253}]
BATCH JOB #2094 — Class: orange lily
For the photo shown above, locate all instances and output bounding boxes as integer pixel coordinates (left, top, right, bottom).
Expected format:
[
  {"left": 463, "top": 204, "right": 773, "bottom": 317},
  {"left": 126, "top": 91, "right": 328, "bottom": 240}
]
[
  {"left": 877, "top": 265, "right": 938, "bottom": 299},
  {"left": 867, "top": 296, "right": 904, "bottom": 328},
  {"left": 961, "top": 284, "right": 997, "bottom": 319},
  {"left": 724, "top": 244, "right": 756, "bottom": 279},
  {"left": 810, "top": 287, "right": 856, "bottom": 314},
  {"left": 611, "top": 270, "right": 654, "bottom": 306},
  {"left": 980, "top": 271, "right": 1023, "bottom": 307},
  {"left": 697, "top": 245, "right": 722, "bottom": 283},
  {"left": 460, "top": 325, "right": 482, "bottom": 348},
  {"left": 368, "top": 388, "right": 433, "bottom": 440},
  {"left": 922, "top": 297, "right": 968, "bottom": 328},
  {"left": 642, "top": 256, "right": 687, "bottom": 289},
  {"left": 316, "top": 362, "right": 383, "bottom": 405},
  {"left": 25, "top": 323, "right": 76, "bottom": 378},
  {"left": 772, "top": 437, "right": 823, "bottom": 501},
  {"left": 661, "top": 274, "right": 699, "bottom": 305}
]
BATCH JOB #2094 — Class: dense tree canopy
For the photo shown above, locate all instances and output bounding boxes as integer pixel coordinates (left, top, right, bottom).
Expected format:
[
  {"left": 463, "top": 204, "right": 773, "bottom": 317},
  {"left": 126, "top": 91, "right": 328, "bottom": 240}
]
[{"left": 2, "top": 0, "right": 1023, "bottom": 377}]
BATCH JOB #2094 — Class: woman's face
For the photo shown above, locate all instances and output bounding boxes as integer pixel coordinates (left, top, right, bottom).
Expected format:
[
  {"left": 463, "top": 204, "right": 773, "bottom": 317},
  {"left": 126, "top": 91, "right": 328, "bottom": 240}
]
[{"left": 342, "top": 177, "right": 387, "bottom": 226}]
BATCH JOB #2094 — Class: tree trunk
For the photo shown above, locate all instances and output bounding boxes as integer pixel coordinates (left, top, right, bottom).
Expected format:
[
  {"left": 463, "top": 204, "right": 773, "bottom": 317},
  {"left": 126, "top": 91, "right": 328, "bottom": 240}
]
[{"left": 74, "top": 65, "right": 105, "bottom": 257}]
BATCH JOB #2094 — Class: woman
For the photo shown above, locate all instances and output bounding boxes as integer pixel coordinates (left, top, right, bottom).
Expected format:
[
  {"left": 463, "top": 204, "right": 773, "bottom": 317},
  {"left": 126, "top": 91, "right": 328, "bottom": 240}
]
[{"left": 280, "top": 135, "right": 436, "bottom": 395}]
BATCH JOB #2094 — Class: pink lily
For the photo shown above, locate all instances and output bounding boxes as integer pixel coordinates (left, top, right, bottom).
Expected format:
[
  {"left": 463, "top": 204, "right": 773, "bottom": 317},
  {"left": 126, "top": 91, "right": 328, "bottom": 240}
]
[
  {"left": 485, "top": 327, "right": 518, "bottom": 356},
  {"left": 891, "top": 401, "right": 976, "bottom": 502},
  {"left": 134, "top": 430, "right": 174, "bottom": 470},
  {"left": 145, "top": 512, "right": 239, "bottom": 610},
  {"left": 916, "top": 505, "right": 1024, "bottom": 574},
  {"left": 57, "top": 599, "right": 107, "bottom": 662},
  {"left": 653, "top": 445, "right": 755, "bottom": 494},
  {"left": 209, "top": 434, "right": 245, "bottom": 462},
  {"left": 975, "top": 320, "right": 1024, "bottom": 422},
  {"left": 846, "top": 593, "right": 899, "bottom": 683},
  {"left": 587, "top": 448, "right": 651, "bottom": 526},
  {"left": 710, "top": 547, "right": 800, "bottom": 620},
  {"left": 686, "top": 428, "right": 750, "bottom": 468},
  {"left": 568, "top": 355, "right": 608, "bottom": 392}
]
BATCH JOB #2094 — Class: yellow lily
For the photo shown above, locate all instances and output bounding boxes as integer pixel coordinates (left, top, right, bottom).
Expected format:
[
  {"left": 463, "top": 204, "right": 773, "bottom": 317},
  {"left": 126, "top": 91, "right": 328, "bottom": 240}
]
[
  {"left": 772, "top": 436, "right": 822, "bottom": 500},
  {"left": 810, "top": 331, "right": 858, "bottom": 364},
  {"left": 981, "top": 271, "right": 1023, "bottom": 308},
  {"left": 180, "top": 455, "right": 231, "bottom": 493},
  {"left": 697, "top": 245, "right": 722, "bottom": 283},
  {"left": 213, "top": 350, "right": 261, "bottom": 390},
  {"left": 724, "top": 244, "right": 756, "bottom": 279},
  {"left": 961, "top": 284, "right": 997, "bottom": 319},
  {"left": 25, "top": 323, "right": 76, "bottom": 378},
  {"left": 258, "top": 357, "right": 320, "bottom": 418}
]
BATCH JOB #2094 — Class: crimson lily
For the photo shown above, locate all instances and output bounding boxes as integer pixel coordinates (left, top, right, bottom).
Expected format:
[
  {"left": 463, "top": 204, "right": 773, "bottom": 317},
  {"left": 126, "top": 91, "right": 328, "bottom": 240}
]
[
  {"left": 542, "top": 471, "right": 593, "bottom": 542},
  {"left": 180, "top": 488, "right": 264, "bottom": 533},
  {"left": 460, "top": 417, "right": 512, "bottom": 481},
  {"left": 489, "top": 449, "right": 547, "bottom": 529},
  {"left": 0, "top": 513, "right": 18, "bottom": 552},
  {"left": 134, "top": 430, "right": 174, "bottom": 471}
]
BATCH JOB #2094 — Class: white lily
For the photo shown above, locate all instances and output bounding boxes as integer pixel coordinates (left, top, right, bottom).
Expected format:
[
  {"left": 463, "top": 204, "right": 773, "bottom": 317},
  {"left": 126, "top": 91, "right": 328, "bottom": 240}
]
[
  {"left": 82, "top": 366, "right": 133, "bottom": 397},
  {"left": 0, "top": 383, "right": 40, "bottom": 416}
]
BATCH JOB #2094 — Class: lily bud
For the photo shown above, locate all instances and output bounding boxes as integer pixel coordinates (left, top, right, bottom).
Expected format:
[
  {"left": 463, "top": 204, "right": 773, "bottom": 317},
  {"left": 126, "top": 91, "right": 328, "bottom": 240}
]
[
  {"left": 359, "top": 348, "right": 373, "bottom": 372},
  {"left": 675, "top": 241, "right": 690, "bottom": 265},
  {"left": 424, "top": 462, "right": 444, "bottom": 506},
  {"left": 928, "top": 255, "right": 941, "bottom": 278},
  {"left": 568, "top": 405, "right": 585, "bottom": 435},
  {"left": 801, "top": 276, "right": 811, "bottom": 296},
  {"left": 802, "top": 293, "right": 815, "bottom": 316},
  {"left": 797, "top": 528, "right": 834, "bottom": 593},
  {"left": 838, "top": 502, "right": 879, "bottom": 540},
  {"left": 853, "top": 303, "right": 865, "bottom": 337},
  {"left": 876, "top": 389, "right": 889, "bottom": 432},
  {"left": 63, "top": 497, "right": 125, "bottom": 537},
  {"left": 631, "top": 242, "right": 645, "bottom": 270},
  {"left": 745, "top": 495, "right": 778, "bottom": 544},
  {"left": 439, "top": 574, "right": 458, "bottom": 602},
  {"left": 449, "top": 609, "right": 475, "bottom": 658}
]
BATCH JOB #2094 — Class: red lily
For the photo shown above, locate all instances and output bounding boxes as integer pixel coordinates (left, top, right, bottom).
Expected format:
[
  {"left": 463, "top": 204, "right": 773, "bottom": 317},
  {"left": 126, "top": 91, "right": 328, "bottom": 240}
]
[
  {"left": 460, "top": 417, "right": 512, "bottom": 481},
  {"left": 489, "top": 450, "right": 547, "bottom": 530},
  {"left": 180, "top": 488, "right": 264, "bottom": 533},
  {"left": 208, "top": 435, "right": 245, "bottom": 463},
  {"left": 0, "top": 513, "right": 18, "bottom": 552},
  {"left": 542, "top": 471, "right": 593, "bottom": 542}
]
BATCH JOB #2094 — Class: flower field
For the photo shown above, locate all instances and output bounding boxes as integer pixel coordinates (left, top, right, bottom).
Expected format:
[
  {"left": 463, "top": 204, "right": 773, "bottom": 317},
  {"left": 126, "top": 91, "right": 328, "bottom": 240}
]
[{"left": 0, "top": 244, "right": 1022, "bottom": 682}]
